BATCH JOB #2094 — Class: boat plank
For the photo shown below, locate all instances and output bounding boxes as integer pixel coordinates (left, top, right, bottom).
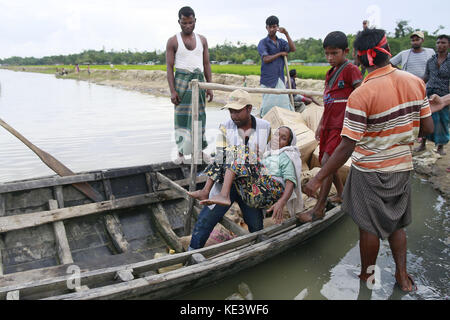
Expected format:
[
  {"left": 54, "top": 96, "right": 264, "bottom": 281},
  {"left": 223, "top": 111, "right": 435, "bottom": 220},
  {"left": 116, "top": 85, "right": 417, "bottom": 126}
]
[
  {"left": 0, "top": 190, "right": 183, "bottom": 234},
  {"left": 103, "top": 179, "right": 130, "bottom": 253},
  {"left": 0, "top": 173, "right": 100, "bottom": 194},
  {"left": 49, "top": 199, "right": 74, "bottom": 265},
  {"left": 149, "top": 204, "right": 184, "bottom": 253},
  {"left": 0, "top": 194, "right": 5, "bottom": 216},
  {"left": 156, "top": 173, "right": 248, "bottom": 237}
]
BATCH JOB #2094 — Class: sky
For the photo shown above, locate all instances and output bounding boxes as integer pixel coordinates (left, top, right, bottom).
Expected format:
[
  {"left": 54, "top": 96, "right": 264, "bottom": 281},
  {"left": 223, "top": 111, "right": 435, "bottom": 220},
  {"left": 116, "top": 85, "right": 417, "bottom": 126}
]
[{"left": 0, "top": 0, "right": 449, "bottom": 59}]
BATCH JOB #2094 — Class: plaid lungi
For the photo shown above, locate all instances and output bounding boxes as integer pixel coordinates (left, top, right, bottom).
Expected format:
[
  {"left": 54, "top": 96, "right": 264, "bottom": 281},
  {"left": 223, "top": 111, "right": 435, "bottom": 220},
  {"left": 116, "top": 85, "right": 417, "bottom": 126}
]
[
  {"left": 342, "top": 167, "right": 412, "bottom": 240},
  {"left": 174, "top": 69, "right": 208, "bottom": 155}
]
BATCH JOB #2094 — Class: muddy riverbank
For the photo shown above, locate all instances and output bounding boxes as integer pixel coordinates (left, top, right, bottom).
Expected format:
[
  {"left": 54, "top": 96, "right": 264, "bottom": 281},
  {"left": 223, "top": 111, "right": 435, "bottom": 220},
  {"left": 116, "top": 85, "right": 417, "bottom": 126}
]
[{"left": 2, "top": 66, "right": 448, "bottom": 199}]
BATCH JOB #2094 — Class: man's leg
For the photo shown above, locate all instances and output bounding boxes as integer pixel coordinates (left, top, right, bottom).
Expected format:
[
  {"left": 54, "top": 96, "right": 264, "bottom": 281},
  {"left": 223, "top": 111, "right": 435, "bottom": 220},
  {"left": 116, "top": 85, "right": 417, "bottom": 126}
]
[
  {"left": 358, "top": 228, "right": 380, "bottom": 283},
  {"left": 388, "top": 228, "right": 415, "bottom": 291},
  {"left": 414, "top": 138, "right": 427, "bottom": 152},
  {"left": 329, "top": 173, "right": 344, "bottom": 203},
  {"left": 297, "top": 152, "right": 333, "bottom": 222},
  {"left": 189, "top": 201, "right": 232, "bottom": 250},
  {"left": 234, "top": 186, "right": 264, "bottom": 232}
]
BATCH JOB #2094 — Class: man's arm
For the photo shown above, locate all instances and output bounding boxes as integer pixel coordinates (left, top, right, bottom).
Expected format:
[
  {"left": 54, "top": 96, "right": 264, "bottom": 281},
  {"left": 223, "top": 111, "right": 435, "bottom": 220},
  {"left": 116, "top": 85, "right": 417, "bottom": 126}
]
[
  {"left": 166, "top": 36, "right": 180, "bottom": 105},
  {"left": 201, "top": 35, "right": 213, "bottom": 102},
  {"left": 389, "top": 51, "right": 402, "bottom": 68},
  {"left": 423, "top": 60, "right": 430, "bottom": 83},
  {"left": 429, "top": 94, "right": 450, "bottom": 113},
  {"left": 278, "top": 27, "right": 296, "bottom": 53},
  {"left": 262, "top": 51, "right": 288, "bottom": 64},
  {"left": 303, "top": 136, "right": 356, "bottom": 196}
]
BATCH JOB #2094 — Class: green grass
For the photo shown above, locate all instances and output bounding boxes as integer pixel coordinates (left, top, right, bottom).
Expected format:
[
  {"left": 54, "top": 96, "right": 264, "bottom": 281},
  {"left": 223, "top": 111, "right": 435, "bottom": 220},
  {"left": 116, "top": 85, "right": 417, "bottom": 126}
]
[{"left": 18, "top": 64, "right": 330, "bottom": 80}]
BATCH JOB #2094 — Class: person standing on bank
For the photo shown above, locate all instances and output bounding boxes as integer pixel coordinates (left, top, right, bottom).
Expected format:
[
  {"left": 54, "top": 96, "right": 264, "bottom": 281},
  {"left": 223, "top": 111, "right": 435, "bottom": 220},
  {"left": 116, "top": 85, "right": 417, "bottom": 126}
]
[
  {"left": 303, "top": 28, "right": 434, "bottom": 292},
  {"left": 390, "top": 31, "right": 435, "bottom": 80},
  {"left": 258, "top": 15, "right": 296, "bottom": 117},
  {"left": 166, "top": 6, "right": 213, "bottom": 164},
  {"left": 415, "top": 34, "right": 450, "bottom": 155}
]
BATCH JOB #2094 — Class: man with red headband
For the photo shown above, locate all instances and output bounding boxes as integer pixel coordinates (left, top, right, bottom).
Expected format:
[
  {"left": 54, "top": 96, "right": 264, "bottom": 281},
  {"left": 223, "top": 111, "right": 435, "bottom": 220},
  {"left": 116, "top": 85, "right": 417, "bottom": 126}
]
[{"left": 303, "top": 28, "right": 434, "bottom": 293}]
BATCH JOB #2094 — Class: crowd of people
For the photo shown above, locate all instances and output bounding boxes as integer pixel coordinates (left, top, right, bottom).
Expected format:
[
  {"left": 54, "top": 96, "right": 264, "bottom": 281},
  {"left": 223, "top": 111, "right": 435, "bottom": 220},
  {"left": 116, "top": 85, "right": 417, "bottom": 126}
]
[{"left": 165, "top": 6, "right": 449, "bottom": 294}]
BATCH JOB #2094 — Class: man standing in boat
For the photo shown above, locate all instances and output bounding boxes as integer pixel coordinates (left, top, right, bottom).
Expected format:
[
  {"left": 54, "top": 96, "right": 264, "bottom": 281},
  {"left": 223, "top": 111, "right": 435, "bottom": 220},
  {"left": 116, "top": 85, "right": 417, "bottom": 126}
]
[
  {"left": 166, "top": 6, "right": 213, "bottom": 164},
  {"left": 303, "top": 28, "right": 434, "bottom": 292},
  {"left": 187, "top": 90, "right": 272, "bottom": 250}
]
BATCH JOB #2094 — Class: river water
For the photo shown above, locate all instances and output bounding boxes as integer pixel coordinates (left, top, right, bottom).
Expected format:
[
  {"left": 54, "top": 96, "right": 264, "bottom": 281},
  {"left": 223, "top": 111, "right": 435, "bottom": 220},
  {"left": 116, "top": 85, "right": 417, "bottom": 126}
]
[{"left": 0, "top": 69, "right": 448, "bottom": 300}]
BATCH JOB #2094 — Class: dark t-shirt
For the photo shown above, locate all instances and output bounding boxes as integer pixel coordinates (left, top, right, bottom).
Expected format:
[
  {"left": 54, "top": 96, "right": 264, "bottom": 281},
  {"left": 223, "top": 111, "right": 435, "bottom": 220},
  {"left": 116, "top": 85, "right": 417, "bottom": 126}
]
[{"left": 257, "top": 36, "right": 290, "bottom": 88}]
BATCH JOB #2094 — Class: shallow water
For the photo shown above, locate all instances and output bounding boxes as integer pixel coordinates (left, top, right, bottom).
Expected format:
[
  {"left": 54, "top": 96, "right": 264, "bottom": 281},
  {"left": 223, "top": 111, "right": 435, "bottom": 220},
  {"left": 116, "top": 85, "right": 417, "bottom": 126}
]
[{"left": 0, "top": 69, "right": 448, "bottom": 300}]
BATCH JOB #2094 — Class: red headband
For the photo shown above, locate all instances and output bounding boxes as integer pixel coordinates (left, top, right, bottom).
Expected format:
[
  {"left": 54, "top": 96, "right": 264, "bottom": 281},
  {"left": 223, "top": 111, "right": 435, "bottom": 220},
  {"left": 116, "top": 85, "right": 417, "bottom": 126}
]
[{"left": 357, "top": 35, "right": 392, "bottom": 66}]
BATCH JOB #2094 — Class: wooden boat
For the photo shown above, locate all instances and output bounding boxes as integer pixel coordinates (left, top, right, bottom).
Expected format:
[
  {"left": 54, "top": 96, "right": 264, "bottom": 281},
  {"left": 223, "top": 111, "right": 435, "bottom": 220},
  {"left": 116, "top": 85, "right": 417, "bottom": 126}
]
[{"left": 0, "top": 161, "right": 345, "bottom": 300}]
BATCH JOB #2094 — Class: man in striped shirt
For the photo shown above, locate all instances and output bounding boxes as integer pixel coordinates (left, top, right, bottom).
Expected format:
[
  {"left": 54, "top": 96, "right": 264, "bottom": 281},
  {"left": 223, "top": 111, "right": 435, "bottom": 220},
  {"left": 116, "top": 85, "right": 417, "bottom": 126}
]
[{"left": 303, "top": 28, "right": 434, "bottom": 293}]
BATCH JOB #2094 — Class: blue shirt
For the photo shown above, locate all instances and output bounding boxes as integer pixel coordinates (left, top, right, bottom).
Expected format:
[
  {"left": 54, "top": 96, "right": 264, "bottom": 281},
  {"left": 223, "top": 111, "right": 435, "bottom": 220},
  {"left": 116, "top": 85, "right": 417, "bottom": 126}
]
[{"left": 257, "top": 36, "right": 290, "bottom": 88}]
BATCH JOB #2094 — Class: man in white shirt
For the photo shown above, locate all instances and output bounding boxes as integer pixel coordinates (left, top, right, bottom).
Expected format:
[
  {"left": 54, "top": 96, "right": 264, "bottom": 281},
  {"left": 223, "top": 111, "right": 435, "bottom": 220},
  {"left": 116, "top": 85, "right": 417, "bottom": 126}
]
[{"left": 390, "top": 31, "right": 435, "bottom": 80}]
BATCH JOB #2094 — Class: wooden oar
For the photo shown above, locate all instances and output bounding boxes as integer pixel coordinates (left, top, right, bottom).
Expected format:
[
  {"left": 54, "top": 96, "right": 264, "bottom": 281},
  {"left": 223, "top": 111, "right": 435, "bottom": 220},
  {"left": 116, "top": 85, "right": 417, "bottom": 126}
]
[
  {"left": 284, "top": 56, "right": 295, "bottom": 108},
  {"left": 0, "top": 118, "right": 103, "bottom": 202}
]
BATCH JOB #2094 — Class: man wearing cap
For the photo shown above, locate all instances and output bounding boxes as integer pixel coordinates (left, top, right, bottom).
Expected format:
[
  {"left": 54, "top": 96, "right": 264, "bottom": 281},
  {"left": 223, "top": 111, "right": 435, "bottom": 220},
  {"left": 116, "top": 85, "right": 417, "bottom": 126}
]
[
  {"left": 390, "top": 31, "right": 435, "bottom": 80},
  {"left": 187, "top": 89, "right": 272, "bottom": 250}
]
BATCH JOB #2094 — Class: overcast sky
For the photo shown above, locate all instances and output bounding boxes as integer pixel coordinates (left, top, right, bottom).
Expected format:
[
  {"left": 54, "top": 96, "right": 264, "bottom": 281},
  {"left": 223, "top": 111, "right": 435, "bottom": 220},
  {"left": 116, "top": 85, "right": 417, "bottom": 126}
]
[{"left": 0, "top": 0, "right": 448, "bottom": 59}]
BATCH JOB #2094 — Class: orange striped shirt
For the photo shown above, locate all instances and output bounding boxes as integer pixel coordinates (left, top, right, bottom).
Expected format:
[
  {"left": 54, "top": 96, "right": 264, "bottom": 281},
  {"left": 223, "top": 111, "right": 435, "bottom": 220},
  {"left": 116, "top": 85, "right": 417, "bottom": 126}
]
[{"left": 341, "top": 65, "right": 432, "bottom": 172}]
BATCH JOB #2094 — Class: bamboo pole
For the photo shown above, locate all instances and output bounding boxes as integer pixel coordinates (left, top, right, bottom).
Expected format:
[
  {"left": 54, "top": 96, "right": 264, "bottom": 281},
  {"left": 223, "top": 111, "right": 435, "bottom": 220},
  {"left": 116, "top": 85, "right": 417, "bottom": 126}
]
[
  {"left": 196, "top": 82, "right": 322, "bottom": 96},
  {"left": 284, "top": 56, "right": 295, "bottom": 108},
  {"left": 185, "top": 79, "right": 200, "bottom": 235}
]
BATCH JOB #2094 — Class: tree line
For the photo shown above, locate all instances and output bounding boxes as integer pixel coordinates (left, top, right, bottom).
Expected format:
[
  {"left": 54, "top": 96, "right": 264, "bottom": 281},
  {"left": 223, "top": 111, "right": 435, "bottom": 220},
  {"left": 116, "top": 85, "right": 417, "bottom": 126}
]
[{"left": 0, "top": 21, "right": 445, "bottom": 66}]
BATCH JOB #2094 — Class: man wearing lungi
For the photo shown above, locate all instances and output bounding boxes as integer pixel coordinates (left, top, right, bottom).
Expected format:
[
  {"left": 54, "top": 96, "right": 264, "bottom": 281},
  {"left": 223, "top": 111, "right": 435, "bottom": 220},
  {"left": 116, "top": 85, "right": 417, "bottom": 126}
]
[
  {"left": 303, "top": 28, "right": 434, "bottom": 293},
  {"left": 166, "top": 6, "right": 213, "bottom": 163}
]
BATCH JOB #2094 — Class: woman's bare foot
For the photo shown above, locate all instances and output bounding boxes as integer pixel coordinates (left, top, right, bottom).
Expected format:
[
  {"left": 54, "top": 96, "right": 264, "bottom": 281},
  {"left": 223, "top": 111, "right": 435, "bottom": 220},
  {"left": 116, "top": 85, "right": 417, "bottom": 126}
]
[
  {"left": 296, "top": 206, "right": 325, "bottom": 223},
  {"left": 187, "top": 189, "right": 210, "bottom": 201},
  {"left": 199, "top": 194, "right": 231, "bottom": 207},
  {"left": 329, "top": 195, "right": 343, "bottom": 203}
]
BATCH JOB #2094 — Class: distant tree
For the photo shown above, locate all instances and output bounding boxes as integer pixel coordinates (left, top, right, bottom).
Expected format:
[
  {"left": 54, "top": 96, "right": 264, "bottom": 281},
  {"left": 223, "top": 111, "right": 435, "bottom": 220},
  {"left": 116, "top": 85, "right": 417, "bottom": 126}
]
[{"left": 395, "top": 20, "right": 414, "bottom": 38}]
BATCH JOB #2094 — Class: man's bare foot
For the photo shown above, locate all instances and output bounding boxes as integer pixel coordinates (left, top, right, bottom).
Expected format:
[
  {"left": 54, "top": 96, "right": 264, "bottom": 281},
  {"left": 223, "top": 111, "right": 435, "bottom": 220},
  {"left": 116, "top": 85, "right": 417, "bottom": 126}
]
[
  {"left": 199, "top": 194, "right": 231, "bottom": 207},
  {"left": 187, "top": 189, "right": 209, "bottom": 201},
  {"left": 296, "top": 207, "right": 325, "bottom": 223},
  {"left": 414, "top": 143, "right": 426, "bottom": 153},
  {"left": 329, "top": 195, "right": 343, "bottom": 203},
  {"left": 395, "top": 273, "right": 417, "bottom": 292}
]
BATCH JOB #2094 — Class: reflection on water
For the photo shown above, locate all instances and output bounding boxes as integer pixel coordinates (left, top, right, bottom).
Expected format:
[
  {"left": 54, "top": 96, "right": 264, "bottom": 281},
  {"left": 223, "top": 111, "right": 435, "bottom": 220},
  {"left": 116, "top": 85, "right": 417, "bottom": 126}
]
[{"left": 0, "top": 69, "right": 448, "bottom": 300}]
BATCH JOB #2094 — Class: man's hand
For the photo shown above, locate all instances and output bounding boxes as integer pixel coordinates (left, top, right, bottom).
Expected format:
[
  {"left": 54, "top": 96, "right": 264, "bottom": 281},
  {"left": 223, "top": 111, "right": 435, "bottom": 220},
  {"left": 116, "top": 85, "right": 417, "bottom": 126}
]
[
  {"left": 279, "top": 51, "right": 288, "bottom": 57},
  {"left": 267, "top": 200, "right": 286, "bottom": 224},
  {"left": 278, "top": 27, "right": 288, "bottom": 35},
  {"left": 311, "top": 97, "right": 321, "bottom": 106},
  {"left": 429, "top": 94, "right": 449, "bottom": 113},
  {"left": 171, "top": 91, "right": 181, "bottom": 105},
  {"left": 315, "top": 123, "right": 322, "bottom": 141},
  {"left": 206, "top": 89, "right": 214, "bottom": 102},
  {"left": 303, "top": 176, "right": 322, "bottom": 198}
]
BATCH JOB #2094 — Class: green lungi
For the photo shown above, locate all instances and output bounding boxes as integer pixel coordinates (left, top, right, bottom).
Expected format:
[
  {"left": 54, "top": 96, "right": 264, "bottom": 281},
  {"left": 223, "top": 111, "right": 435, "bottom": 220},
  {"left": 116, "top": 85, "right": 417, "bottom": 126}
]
[{"left": 174, "top": 69, "right": 208, "bottom": 155}]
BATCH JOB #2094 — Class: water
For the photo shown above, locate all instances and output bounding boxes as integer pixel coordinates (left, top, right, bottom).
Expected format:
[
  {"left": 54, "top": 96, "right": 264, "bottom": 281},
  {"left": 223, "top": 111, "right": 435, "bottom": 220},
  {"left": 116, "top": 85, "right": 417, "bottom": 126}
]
[{"left": 0, "top": 69, "right": 448, "bottom": 300}]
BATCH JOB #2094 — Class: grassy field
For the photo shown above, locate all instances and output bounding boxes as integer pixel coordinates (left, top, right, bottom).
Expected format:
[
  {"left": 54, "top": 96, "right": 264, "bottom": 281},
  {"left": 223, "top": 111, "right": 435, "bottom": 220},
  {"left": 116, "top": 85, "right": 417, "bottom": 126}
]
[{"left": 16, "top": 64, "right": 330, "bottom": 80}]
